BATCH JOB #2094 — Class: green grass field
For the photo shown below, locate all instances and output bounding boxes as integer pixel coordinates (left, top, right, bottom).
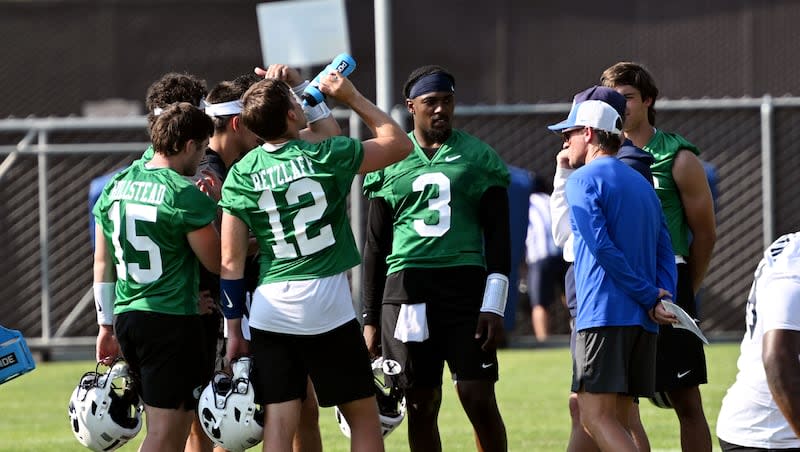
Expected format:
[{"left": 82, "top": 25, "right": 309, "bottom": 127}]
[{"left": 0, "top": 342, "right": 741, "bottom": 452}]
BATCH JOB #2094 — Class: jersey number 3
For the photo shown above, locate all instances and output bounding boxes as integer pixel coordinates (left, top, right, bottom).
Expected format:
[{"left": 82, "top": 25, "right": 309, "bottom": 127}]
[{"left": 412, "top": 172, "right": 451, "bottom": 237}]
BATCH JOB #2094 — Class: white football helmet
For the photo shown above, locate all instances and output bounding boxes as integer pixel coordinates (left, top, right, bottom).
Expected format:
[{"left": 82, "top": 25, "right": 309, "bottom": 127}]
[
  {"left": 67, "top": 360, "right": 143, "bottom": 452},
  {"left": 198, "top": 357, "right": 264, "bottom": 452},
  {"left": 335, "top": 357, "right": 406, "bottom": 438},
  {"left": 649, "top": 391, "right": 674, "bottom": 409}
]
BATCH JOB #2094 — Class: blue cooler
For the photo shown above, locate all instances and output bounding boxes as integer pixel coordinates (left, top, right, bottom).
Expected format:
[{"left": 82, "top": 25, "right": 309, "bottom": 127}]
[{"left": 0, "top": 326, "right": 36, "bottom": 385}]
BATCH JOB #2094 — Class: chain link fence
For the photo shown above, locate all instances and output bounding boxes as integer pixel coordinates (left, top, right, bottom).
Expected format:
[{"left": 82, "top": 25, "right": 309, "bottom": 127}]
[{"left": 1, "top": 98, "right": 796, "bottom": 354}]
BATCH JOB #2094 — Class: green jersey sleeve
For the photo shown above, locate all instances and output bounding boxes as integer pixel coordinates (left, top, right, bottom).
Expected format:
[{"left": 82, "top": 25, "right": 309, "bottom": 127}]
[{"left": 173, "top": 184, "right": 218, "bottom": 232}]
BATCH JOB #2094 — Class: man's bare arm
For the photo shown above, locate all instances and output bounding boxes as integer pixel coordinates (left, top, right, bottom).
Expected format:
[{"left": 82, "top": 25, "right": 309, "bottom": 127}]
[
  {"left": 763, "top": 329, "right": 800, "bottom": 437},
  {"left": 673, "top": 150, "right": 716, "bottom": 293}
]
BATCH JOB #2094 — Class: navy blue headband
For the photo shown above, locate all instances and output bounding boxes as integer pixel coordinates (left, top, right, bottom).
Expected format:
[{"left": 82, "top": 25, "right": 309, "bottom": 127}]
[{"left": 408, "top": 73, "right": 455, "bottom": 99}]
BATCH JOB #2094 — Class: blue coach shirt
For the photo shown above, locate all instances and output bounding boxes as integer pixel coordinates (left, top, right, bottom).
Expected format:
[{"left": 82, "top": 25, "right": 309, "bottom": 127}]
[{"left": 566, "top": 156, "right": 676, "bottom": 333}]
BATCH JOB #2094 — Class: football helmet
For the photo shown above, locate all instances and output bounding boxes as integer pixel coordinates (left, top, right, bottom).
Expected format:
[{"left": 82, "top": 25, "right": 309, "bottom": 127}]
[
  {"left": 198, "top": 356, "right": 264, "bottom": 452},
  {"left": 67, "top": 360, "right": 143, "bottom": 451},
  {"left": 335, "top": 357, "right": 406, "bottom": 438},
  {"left": 649, "top": 391, "right": 674, "bottom": 409}
]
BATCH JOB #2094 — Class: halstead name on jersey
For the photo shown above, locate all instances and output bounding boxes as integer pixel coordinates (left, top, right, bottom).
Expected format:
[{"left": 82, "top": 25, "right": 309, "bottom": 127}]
[
  {"left": 250, "top": 155, "right": 316, "bottom": 191},
  {"left": 109, "top": 180, "right": 166, "bottom": 205}
]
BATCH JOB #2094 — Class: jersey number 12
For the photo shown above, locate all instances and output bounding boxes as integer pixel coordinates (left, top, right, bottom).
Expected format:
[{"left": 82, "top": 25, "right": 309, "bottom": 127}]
[{"left": 258, "top": 178, "right": 335, "bottom": 258}]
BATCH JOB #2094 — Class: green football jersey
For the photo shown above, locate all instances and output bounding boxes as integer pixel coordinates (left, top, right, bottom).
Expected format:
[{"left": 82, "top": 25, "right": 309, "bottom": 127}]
[
  {"left": 363, "top": 129, "right": 509, "bottom": 274},
  {"left": 92, "top": 164, "right": 217, "bottom": 316},
  {"left": 643, "top": 130, "right": 700, "bottom": 257},
  {"left": 219, "top": 137, "right": 364, "bottom": 283}
]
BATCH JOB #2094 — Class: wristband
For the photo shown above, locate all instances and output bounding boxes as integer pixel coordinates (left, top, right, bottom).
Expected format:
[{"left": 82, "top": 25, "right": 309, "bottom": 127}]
[
  {"left": 291, "top": 80, "right": 310, "bottom": 98},
  {"left": 303, "top": 101, "right": 331, "bottom": 123},
  {"left": 480, "top": 273, "right": 508, "bottom": 317},
  {"left": 220, "top": 278, "right": 247, "bottom": 319},
  {"left": 94, "top": 282, "right": 116, "bottom": 326}
]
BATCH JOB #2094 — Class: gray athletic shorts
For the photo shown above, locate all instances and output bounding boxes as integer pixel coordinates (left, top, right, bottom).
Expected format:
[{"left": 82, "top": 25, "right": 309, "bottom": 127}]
[{"left": 572, "top": 326, "right": 657, "bottom": 397}]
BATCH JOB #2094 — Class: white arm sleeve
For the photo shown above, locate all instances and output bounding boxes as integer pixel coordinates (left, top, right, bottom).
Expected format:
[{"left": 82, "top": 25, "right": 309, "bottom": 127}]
[
  {"left": 481, "top": 273, "right": 509, "bottom": 316},
  {"left": 94, "top": 282, "right": 115, "bottom": 326},
  {"left": 550, "top": 166, "right": 575, "bottom": 260}
]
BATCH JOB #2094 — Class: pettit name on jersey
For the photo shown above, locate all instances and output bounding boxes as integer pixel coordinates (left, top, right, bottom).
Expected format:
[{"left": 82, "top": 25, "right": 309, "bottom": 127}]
[
  {"left": 108, "top": 180, "right": 166, "bottom": 205},
  {"left": 251, "top": 155, "right": 316, "bottom": 191}
]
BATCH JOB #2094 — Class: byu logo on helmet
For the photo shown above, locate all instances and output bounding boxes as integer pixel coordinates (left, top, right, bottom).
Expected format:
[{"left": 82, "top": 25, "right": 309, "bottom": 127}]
[
  {"left": 335, "top": 357, "right": 406, "bottom": 438},
  {"left": 382, "top": 358, "right": 402, "bottom": 376}
]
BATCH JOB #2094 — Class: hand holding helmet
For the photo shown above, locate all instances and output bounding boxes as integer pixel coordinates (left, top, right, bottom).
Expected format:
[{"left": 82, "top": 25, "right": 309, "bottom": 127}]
[
  {"left": 197, "top": 356, "right": 264, "bottom": 452},
  {"left": 67, "top": 360, "right": 143, "bottom": 451}
]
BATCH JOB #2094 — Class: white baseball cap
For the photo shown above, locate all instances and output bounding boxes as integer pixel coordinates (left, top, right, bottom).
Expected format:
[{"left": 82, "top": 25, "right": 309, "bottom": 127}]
[{"left": 548, "top": 100, "right": 623, "bottom": 135}]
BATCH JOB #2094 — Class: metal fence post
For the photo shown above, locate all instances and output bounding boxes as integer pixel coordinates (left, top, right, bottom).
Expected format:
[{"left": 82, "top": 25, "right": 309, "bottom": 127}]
[
  {"left": 760, "top": 95, "right": 774, "bottom": 248},
  {"left": 349, "top": 110, "right": 363, "bottom": 318},
  {"left": 37, "top": 128, "right": 52, "bottom": 350}
]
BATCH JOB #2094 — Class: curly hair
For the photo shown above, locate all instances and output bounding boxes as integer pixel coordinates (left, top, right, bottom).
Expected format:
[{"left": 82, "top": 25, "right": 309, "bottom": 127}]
[{"left": 145, "top": 72, "right": 207, "bottom": 132}]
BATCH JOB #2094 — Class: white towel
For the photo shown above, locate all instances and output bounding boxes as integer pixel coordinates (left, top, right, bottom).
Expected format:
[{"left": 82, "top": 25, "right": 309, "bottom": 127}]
[{"left": 393, "top": 303, "right": 429, "bottom": 342}]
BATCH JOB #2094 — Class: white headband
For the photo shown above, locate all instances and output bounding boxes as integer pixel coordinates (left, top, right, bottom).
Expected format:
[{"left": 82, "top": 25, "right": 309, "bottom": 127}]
[
  {"left": 203, "top": 100, "right": 243, "bottom": 117},
  {"left": 152, "top": 101, "right": 207, "bottom": 116}
]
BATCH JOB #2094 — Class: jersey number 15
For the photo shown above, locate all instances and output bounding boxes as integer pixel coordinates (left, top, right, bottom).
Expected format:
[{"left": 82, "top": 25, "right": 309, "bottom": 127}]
[{"left": 108, "top": 201, "right": 163, "bottom": 283}]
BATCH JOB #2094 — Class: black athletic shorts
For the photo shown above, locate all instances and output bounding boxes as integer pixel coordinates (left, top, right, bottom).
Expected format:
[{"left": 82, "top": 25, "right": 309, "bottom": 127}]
[
  {"left": 655, "top": 263, "right": 708, "bottom": 391},
  {"left": 115, "top": 310, "right": 207, "bottom": 410},
  {"left": 380, "top": 266, "right": 499, "bottom": 389},
  {"left": 248, "top": 319, "right": 374, "bottom": 408},
  {"left": 199, "top": 311, "right": 223, "bottom": 381},
  {"left": 572, "top": 326, "right": 657, "bottom": 397}
]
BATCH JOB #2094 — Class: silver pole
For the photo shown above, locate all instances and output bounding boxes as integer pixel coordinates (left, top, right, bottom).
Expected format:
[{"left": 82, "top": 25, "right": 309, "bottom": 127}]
[
  {"left": 760, "top": 95, "right": 774, "bottom": 248},
  {"left": 358, "top": 0, "right": 391, "bottom": 321},
  {"left": 374, "top": 0, "right": 392, "bottom": 112},
  {"left": 37, "top": 129, "right": 52, "bottom": 348},
  {"left": 349, "top": 110, "right": 364, "bottom": 317}
]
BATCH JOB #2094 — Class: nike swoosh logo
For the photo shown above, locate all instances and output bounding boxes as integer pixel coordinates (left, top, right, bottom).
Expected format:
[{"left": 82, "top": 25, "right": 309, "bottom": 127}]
[
  {"left": 223, "top": 291, "right": 234, "bottom": 309},
  {"left": 444, "top": 155, "right": 461, "bottom": 162},
  {"left": 677, "top": 370, "right": 691, "bottom": 378},
  {"left": 481, "top": 363, "right": 494, "bottom": 369}
]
